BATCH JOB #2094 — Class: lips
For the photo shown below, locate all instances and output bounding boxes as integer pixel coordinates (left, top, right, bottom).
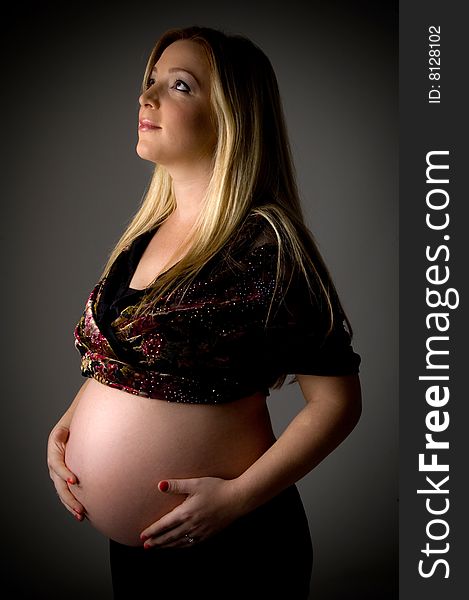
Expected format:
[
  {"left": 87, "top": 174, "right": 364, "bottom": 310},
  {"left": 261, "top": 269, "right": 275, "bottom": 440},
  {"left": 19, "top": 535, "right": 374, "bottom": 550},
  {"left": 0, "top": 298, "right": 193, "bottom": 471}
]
[{"left": 139, "top": 119, "right": 161, "bottom": 129}]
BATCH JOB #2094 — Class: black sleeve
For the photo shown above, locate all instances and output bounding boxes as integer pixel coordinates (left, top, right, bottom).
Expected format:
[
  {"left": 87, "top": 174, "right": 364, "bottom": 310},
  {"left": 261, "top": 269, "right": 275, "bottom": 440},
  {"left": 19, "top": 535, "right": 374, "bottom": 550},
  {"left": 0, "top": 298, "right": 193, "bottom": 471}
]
[{"left": 263, "top": 250, "right": 362, "bottom": 377}]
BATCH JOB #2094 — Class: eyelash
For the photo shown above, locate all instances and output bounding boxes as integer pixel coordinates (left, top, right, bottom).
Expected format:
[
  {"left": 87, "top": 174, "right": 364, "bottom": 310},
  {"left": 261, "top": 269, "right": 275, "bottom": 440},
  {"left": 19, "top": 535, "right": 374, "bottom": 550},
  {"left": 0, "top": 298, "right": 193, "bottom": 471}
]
[{"left": 145, "top": 77, "right": 191, "bottom": 93}]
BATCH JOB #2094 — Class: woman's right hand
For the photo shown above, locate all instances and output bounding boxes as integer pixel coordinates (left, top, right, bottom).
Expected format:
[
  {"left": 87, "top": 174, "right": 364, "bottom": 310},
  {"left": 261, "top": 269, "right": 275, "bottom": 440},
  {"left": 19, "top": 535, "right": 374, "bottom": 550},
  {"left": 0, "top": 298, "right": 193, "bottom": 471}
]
[{"left": 47, "top": 425, "right": 87, "bottom": 522}]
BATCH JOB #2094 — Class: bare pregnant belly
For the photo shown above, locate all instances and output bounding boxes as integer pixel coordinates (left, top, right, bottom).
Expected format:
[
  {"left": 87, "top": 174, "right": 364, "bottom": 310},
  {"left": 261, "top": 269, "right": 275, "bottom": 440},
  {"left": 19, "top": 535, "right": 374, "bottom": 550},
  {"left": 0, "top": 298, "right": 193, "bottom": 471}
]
[{"left": 64, "top": 378, "right": 275, "bottom": 546}]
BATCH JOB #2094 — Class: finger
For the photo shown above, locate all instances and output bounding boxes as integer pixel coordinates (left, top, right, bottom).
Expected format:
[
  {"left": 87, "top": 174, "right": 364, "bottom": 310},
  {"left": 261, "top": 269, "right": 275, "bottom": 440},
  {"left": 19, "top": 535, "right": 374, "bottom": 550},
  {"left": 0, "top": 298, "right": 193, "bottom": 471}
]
[
  {"left": 144, "top": 524, "right": 195, "bottom": 549},
  {"left": 53, "top": 474, "right": 86, "bottom": 515},
  {"left": 59, "top": 494, "right": 86, "bottom": 520},
  {"left": 49, "top": 449, "right": 80, "bottom": 486},
  {"left": 140, "top": 502, "right": 190, "bottom": 540},
  {"left": 163, "top": 534, "right": 197, "bottom": 548},
  {"left": 140, "top": 509, "right": 187, "bottom": 541},
  {"left": 158, "top": 478, "right": 199, "bottom": 496},
  {"left": 58, "top": 495, "right": 86, "bottom": 521}
]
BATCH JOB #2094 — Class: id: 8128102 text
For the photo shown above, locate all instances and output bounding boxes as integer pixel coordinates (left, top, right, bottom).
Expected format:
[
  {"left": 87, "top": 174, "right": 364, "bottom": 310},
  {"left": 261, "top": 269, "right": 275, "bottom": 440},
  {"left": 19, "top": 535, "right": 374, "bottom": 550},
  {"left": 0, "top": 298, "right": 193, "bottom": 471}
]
[{"left": 428, "top": 25, "right": 441, "bottom": 104}]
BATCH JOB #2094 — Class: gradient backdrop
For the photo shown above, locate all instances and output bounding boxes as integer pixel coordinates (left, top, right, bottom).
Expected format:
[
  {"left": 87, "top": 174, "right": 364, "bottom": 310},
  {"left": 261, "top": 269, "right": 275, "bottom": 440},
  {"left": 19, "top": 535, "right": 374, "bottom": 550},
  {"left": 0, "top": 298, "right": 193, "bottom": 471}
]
[{"left": 1, "top": 1, "right": 397, "bottom": 598}]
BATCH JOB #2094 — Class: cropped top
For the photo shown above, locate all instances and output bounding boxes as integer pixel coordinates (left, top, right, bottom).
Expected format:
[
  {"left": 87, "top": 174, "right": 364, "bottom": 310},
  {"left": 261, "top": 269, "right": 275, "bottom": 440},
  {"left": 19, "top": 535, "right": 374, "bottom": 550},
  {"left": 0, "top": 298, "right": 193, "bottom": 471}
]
[{"left": 73, "top": 212, "right": 361, "bottom": 404}]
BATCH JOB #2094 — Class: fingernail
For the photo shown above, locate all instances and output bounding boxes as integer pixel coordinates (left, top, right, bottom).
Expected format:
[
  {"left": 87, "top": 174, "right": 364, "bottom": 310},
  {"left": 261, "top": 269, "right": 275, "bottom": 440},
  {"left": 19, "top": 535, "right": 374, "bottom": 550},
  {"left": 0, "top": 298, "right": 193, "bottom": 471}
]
[
  {"left": 143, "top": 543, "right": 151, "bottom": 550},
  {"left": 67, "top": 477, "right": 75, "bottom": 485},
  {"left": 140, "top": 534, "right": 148, "bottom": 541},
  {"left": 74, "top": 513, "right": 82, "bottom": 521},
  {"left": 159, "top": 480, "right": 169, "bottom": 492}
]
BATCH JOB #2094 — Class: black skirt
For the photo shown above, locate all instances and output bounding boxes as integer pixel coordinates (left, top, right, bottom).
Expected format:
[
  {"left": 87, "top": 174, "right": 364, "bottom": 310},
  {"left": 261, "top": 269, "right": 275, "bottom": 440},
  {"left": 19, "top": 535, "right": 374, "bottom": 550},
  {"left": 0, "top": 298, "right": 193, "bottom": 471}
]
[{"left": 109, "top": 483, "right": 313, "bottom": 599}]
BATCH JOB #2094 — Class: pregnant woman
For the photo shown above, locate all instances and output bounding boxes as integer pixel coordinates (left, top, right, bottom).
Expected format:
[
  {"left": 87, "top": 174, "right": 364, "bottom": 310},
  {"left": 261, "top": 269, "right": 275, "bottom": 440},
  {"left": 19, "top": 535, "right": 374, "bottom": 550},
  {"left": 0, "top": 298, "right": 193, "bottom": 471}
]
[{"left": 47, "top": 26, "right": 362, "bottom": 599}]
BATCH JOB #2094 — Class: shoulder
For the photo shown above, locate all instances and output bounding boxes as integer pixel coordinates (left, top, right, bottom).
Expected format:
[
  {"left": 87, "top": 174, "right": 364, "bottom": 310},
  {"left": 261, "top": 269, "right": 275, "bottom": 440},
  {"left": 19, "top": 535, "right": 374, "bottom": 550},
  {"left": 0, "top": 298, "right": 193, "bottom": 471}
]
[
  {"left": 219, "top": 211, "right": 280, "bottom": 267},
  {"left": 225, "top": 211, "right": 284, "bottom": 263},
  {"left": 242, "top": 211, "right": 303, "bottom": 277},
  {"left": 244, "top": 211, "right": 281, "bottom": 245}
]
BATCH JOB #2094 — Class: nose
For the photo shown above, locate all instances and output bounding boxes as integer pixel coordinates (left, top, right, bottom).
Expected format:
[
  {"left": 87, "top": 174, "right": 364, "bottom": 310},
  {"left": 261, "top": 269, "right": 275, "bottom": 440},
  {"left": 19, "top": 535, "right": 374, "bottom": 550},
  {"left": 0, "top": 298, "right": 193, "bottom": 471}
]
[{"left": 139, "top": 85, "right": 160, "bottom": 109}]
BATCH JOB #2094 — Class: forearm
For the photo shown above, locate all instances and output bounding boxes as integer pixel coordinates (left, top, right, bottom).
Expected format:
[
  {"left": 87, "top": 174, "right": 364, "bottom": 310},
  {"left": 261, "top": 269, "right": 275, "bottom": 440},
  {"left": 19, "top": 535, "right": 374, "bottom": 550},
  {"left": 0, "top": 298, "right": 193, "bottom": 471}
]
[
  {"left": 232, "top": 390, "right": 362, "bottom": 515},
  {"left": 53, "top": 378, "right": 91, "bottom": 431}
]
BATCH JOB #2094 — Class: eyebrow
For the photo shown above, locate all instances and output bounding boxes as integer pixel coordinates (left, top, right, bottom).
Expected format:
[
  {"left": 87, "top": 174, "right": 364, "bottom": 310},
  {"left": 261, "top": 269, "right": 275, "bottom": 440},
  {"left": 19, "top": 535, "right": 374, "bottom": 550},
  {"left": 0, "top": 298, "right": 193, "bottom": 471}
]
[{"left": 151, "top": 65, "right": 200, "bottom": 87}]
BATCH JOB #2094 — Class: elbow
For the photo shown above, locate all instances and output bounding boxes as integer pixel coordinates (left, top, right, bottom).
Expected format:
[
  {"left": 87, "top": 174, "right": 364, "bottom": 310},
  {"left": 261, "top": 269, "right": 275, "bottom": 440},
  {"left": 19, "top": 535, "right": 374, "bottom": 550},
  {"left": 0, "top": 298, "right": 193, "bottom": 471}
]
[{"left": 337, "top": 374, "right": 362, "bottom": 435}]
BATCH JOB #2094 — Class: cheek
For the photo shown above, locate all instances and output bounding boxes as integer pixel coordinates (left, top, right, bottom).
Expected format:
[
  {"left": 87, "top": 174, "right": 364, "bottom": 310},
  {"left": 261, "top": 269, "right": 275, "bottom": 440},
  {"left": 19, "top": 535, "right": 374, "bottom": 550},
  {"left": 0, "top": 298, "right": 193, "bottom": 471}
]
[{"left": 177, "top": 106, "right": 214, "bottom": 137}]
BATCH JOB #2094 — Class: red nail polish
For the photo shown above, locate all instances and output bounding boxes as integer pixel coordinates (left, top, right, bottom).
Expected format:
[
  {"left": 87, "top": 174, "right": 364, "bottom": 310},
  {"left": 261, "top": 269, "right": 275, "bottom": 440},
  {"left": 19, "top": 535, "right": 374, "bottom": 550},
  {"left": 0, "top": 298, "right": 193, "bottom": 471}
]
[
  {"left": 140, "top": 534, "right": 148, "bottom": 541},
  {"left": 67, "top": 477, "right": 75, "bottom": 485},
  {"left": 159, "top": 480, "right": 169, "bottom": 492},
  {"left": 74, "top": 513, "right": 82, "bottom": 521},
  {"left": 144, "top": 543, "right": 151, "bottom": 550}
]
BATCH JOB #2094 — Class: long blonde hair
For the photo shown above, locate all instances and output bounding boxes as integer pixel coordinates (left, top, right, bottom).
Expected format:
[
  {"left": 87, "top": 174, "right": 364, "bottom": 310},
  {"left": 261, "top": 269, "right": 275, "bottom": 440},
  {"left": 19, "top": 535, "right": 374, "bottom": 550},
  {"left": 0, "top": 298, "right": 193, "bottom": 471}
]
[{"left": 99, "top": 26, "right": 354, "bottom": 389}]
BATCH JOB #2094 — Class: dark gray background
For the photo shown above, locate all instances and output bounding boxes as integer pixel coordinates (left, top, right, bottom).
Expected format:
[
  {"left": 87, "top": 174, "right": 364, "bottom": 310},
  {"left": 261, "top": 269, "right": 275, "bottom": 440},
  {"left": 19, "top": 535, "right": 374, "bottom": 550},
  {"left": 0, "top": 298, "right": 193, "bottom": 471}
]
[{"left": 1, "top": 1, "right": 397, "bottom": 598}]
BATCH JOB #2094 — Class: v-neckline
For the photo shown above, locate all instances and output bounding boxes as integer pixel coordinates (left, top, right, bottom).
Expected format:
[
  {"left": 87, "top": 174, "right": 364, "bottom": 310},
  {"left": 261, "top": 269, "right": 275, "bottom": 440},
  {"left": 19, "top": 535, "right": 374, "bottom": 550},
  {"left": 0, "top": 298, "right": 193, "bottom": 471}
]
[
  {"left": 97, "top": 227, "right": 159, "bottom": 321},
  {"left": 128, "top": 223, "right": 189, "bottom": 291},
  {"left": 126, "top": 225, "right": 161, "bottom": 292}
]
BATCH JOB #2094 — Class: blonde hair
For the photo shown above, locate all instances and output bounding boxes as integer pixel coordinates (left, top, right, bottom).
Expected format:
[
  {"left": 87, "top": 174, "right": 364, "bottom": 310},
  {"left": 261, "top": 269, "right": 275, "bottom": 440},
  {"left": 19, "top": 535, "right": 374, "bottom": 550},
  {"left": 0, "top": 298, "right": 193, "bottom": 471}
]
[{"left": 99, "top": 25, "right": 354, "bottom": 390}]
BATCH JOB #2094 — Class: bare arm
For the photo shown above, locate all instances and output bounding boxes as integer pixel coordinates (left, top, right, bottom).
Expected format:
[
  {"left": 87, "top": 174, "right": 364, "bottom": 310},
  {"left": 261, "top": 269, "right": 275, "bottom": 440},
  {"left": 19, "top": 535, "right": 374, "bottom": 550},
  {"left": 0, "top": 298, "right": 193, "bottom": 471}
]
[{"left": 232, "top": 373, "right": 362, "bottom": 514}]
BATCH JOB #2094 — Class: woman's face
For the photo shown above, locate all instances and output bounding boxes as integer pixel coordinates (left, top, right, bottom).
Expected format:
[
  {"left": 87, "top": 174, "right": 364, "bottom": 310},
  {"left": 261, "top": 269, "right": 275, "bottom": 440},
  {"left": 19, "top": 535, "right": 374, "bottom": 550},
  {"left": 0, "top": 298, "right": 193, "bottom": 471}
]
[{"left": 137, "top": 40, "right": 217, "bottom": 170}]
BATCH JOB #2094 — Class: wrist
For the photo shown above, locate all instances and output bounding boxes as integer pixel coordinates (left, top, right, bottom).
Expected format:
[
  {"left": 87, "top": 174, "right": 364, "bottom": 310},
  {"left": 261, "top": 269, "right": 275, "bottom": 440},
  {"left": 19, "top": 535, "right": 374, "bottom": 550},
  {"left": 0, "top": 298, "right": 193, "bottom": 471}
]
[
  {"left": 226, "top": 476, "right": 256, "bottom": 518},
  {"left": 51, "top": 422, "right": 70, "bottom": 437}
]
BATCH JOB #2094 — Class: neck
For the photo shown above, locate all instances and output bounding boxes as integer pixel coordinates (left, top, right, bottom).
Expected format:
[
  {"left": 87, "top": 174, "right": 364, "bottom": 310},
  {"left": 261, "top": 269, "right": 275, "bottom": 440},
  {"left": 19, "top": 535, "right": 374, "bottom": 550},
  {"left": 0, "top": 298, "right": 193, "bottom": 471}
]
[{"left": 166, "top": 158, "right": 213, "bottom": 224}]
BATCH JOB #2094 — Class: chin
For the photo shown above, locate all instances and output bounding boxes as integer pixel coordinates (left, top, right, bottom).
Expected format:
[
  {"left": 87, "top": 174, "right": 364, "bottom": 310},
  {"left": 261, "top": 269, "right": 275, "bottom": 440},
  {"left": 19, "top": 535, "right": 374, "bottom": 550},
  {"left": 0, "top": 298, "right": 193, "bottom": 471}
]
[{"left": 135, "top": 145, "right": 158, "bottom": 163}]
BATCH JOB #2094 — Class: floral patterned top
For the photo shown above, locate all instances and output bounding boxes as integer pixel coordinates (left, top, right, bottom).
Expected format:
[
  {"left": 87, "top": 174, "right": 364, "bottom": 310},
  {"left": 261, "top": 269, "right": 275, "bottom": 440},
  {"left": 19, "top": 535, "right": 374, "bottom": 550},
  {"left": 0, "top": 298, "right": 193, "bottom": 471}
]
[{"left": 73, "top": 212, "right": 361, "bottom": 404}]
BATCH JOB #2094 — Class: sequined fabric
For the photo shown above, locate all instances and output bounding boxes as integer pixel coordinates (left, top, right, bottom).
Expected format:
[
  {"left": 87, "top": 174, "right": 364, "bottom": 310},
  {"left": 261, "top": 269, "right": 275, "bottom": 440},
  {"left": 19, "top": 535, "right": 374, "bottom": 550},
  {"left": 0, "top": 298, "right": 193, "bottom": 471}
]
[{"left": 73, "top": 213, "right": 361, "bottom": 403}]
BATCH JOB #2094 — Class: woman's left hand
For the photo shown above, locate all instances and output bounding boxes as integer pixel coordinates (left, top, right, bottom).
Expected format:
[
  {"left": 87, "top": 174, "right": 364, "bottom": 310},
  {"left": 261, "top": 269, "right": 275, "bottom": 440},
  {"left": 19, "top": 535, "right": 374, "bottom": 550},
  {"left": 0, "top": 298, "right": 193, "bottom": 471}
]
[{"left": 139, "top": 476, "right": 245, "bottom": 549}]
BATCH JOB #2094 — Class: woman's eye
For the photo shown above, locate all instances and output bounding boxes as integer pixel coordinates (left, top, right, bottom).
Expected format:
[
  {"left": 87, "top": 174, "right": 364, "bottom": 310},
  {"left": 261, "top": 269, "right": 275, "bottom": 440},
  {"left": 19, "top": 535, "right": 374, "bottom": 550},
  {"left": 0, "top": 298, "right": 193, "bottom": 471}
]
[
  {"left": 173, "top": 79, "right": 190, "bottom": 93},
  {"left": 145, "top": 77, "right": 190, "bottom": 93}
]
